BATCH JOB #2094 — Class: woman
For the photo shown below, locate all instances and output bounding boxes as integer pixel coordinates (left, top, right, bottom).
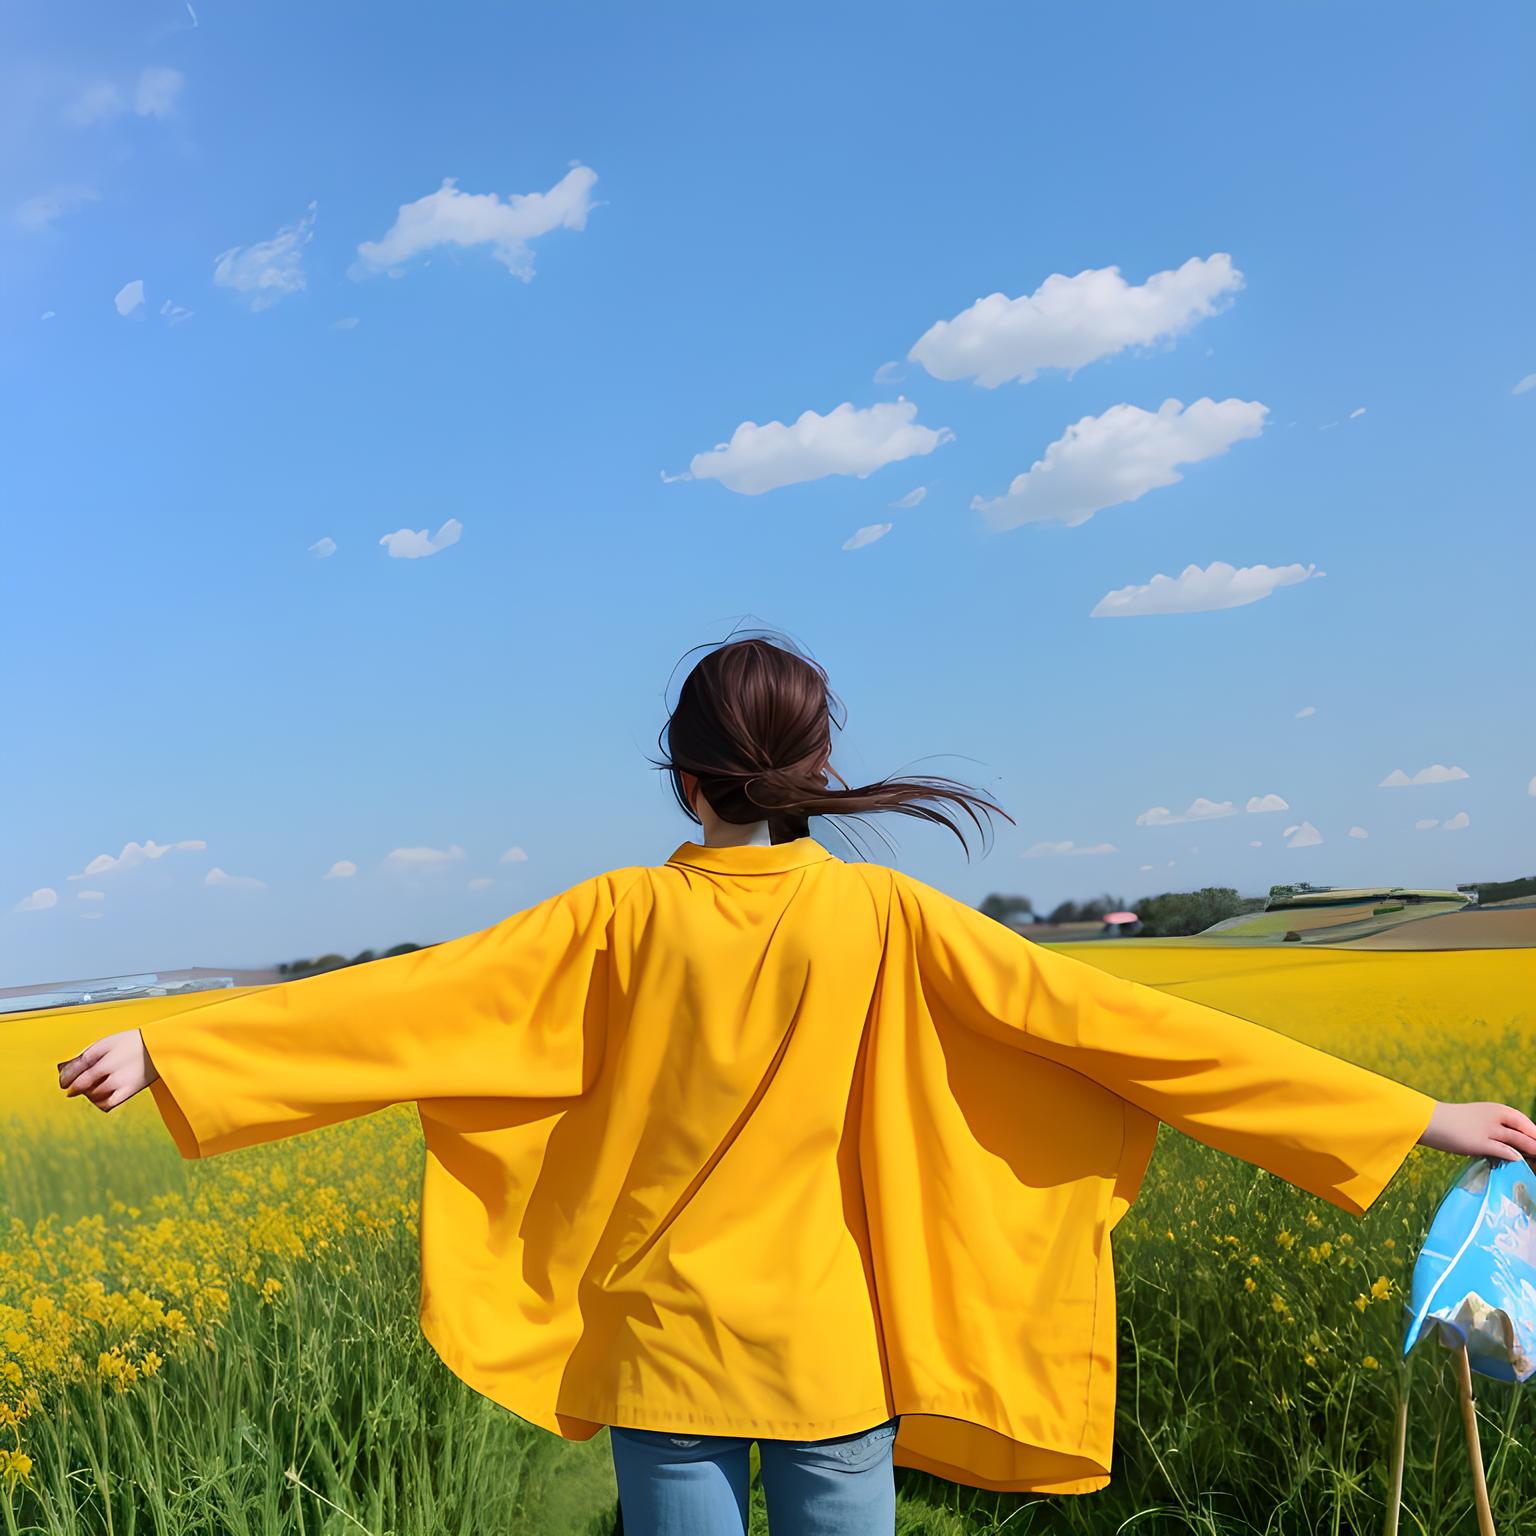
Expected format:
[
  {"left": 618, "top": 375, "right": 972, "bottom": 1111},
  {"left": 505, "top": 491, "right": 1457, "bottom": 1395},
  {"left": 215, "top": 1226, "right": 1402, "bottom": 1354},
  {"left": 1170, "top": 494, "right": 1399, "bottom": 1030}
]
[{"left": 58, "top": 633, "right": 1536, "bottom": 1536}]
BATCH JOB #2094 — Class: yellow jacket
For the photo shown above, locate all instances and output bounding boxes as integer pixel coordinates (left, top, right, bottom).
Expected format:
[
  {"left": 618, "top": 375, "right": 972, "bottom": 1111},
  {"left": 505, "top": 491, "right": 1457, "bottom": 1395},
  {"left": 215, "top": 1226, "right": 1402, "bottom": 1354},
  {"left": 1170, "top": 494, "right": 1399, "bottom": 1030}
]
[{"left": 132, "top": 835, "right": 1436, "bottom": 1494}]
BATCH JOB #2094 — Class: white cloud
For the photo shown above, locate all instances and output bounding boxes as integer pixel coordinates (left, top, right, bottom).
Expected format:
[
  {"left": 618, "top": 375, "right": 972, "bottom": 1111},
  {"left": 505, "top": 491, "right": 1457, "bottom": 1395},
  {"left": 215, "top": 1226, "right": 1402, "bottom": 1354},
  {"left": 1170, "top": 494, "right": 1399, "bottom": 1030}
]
[
  {"left": 1139, "top": 863, "right": 1154, "bottom": 871},
  {"left": 1513, "top": 374, "right": 1536, "bottom": 396},
  {"left": 1295, "top": 704, "right": 1316, "bottom": 719},
  {"left": 1248, "top": 840, "right": 1263, "bottom": 848},
  {"left": 67, "top": 69, "right": 183, "bottom": 126},
  {"left": 66, "top": 83, "right": 124, "bottom": 126},
  {"left": 1022, "top": 840, "right": 1118, "bottom": 857},
  {"left": 309, "top": 536, "right": 337, "bottom": 558},
  {"left": 331, "top": 317, "right": 360, "bottom": 331},
  {"left": 1349, "top": 826, "right": 1369, "bottom": 839},
  {"left": 386, "top": 844, "right": 466, "bottom": 866},
  {"left": 467, "top": 876, "right": 494, "bottom": 891},
  {"left": 1246, "top": 793, "right": 1289, "bottom": 814},
  {"left": 1285, "top": 822, "right": 1323, "bottom": 848},
  {"left": 81, "top": 911, "right": 104, "bottom": 921},
  {"left": 13, "top": 888, "right": 58, "bottom": 912},
  {"left": 1136, "top": 797, "right": 1235, "bottom": 827},
  {"left": 67, "top": 838, "right": 205, "bottom": 880},
  {"left": 873, "top": 360, "right": 905, "bottom": 386},
  {"left": 41, "top": 310, "right": 56, "bottom": 321},
  {"left": 134, "top": 67, "right": 184, "bottom": 117},
  {"left": 499, "top": 846, "right": 528, "bottom": 863},
  {"left": 379, "top": 517, "right": 462, "bottom": 559},
  {"left": 1092, "top": 560, "right": 1321, "bottom": 618},
  {"left": 689, "top": 399, "right": 953, "bottom": 496},
  {"left": 974, "top": 397, "right": 1267, "bottom": 531},
  {"left": 159, "top": 298, "right": 193, "bottom": 326},
  {"left": 1379, "top": 764, "right": 1469, "bottom": 787},
  {"left": 206, "top": 866, "right": 267, "bottom": 890},
  {"left": 323, "top": 860, "right": 356, "bottom": 879},
  {"left": 77, "top": 889, "right": 106, "bottom": 901},
  {"left": 1348, "top": 406, "right": 1367, "bottom": 419},
  {"left": 15, "top": 185, "right": 100, "bottom": 233},
  {"left": 214, "top": 202, "right": 317, "bottom": 311},
  {"left": 1528, "top": 775, "right": 1536, "bottom": 796},
  {"left": 1415, "top": 818, "right": 1440, "bottom": 831},
  {"left": 115, "top": 280, "right": 144, "bottom": 317},
  {"left": 842, "top": 522, "right": 892, "bottom": 551},
  {"left": 1442, "top": 811, "right": 1470, "bottom": 831},
  {"left": 909, "top": 254, "right": 1243, "bottom": 387},
  {"left": 351, "top": 166, "right": 597, "bottom": 281},
  {"left": 889, "top": 486, "right": 927, "bottom": 510}
]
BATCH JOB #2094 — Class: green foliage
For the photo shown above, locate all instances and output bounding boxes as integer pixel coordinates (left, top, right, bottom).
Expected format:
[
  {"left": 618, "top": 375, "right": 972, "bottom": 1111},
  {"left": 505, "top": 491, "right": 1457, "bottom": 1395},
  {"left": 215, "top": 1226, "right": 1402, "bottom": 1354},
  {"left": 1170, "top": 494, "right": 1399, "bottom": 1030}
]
[
  {"left": 977, "top": 894, "right": 1034, "bottom": 923},
  {"left": 1136, "top": 886, "right": 1249, "bottom": 937},
  {"left": 1046, "top": 894, "right": 1126, "bottom": 925},
  {"left": 1465, "top": 874, "right": 1536, "bottom": 904}
]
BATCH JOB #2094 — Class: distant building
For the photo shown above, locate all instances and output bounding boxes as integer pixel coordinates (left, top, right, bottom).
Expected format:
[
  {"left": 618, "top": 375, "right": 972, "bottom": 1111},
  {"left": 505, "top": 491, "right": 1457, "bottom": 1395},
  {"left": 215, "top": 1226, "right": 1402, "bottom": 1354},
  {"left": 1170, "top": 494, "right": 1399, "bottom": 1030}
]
[{"left": 0, "top": 965, "right": 281, "bottom": 1017}]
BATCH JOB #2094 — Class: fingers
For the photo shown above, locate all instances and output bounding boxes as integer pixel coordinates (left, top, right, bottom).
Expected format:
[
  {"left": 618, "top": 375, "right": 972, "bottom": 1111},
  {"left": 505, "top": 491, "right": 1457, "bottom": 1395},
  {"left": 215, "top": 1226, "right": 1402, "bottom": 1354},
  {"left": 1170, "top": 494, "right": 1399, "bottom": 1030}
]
[{"left": 59, "top": 1040, "right": 108, "bottom": 1088}]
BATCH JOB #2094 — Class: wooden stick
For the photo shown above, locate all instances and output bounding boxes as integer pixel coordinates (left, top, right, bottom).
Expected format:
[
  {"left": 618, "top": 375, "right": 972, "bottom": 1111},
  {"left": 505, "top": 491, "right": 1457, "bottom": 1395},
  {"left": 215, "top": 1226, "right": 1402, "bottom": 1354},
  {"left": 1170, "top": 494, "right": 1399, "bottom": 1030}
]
[
  {"left": 1454, "top": 1340, "right": 1497, "bottom": 1536},
  {"left": 1383, "top": 1359, "right": 1408, "bottom": 1536}
]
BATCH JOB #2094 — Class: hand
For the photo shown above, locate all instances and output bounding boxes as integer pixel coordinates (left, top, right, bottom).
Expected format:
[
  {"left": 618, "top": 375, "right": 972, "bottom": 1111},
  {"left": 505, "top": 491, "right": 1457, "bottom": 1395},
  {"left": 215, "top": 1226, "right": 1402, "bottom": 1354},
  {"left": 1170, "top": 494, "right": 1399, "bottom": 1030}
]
[
  {"left": 1419, "top": 1100, "right": 1536, "bottom": 1164},
  {"left": 57, "top": 1030, "right": 160, "bottom": 1112}
]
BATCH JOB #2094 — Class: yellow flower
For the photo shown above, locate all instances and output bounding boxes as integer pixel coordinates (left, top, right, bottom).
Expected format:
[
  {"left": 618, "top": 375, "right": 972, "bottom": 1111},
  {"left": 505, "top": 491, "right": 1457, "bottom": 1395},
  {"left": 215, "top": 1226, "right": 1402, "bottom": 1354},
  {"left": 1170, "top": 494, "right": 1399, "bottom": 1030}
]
[
  {"left": 1275, "top": 1230, "right": 1296, "bottom": 1249},
  {"left": 1244, "top": 1277, "right": 1256, "bottom": 1292},
  {"left": 1304, "top": 1353, "right": 1317, "bottom": 1366},
  {"left": 1362, "top": 1356, "right": 1379, "bottom": 1370},
  {"left": 1354, "top": 1296, "right": 1368, "bottom": 1312}
]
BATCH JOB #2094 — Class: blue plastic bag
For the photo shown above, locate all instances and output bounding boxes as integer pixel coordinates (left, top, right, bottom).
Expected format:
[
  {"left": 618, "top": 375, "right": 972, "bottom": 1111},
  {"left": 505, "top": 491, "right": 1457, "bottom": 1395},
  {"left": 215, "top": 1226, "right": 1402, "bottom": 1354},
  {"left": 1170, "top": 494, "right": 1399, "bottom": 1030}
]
[{"left": 1403, "top": 1151, "right": 1536, "bottom": 1384}]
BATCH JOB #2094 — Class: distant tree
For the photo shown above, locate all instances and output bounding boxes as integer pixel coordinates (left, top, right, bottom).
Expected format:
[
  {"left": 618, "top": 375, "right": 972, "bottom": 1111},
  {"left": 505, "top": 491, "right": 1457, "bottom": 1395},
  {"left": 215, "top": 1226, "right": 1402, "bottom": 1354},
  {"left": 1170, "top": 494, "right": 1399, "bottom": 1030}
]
[
  {"left": 1047, "top": 900, "right": 1080, "bottom": 924},
  {"left": 978, "top": 894, "right": 1035, "bottom": 925},
  {"left": 384, "top": 942, "right": 424, "bottom": 958},
  {"left": 1136, "top": 887, "right": 1248, "bottom": 938},
  {"left": 1464, "top": 875, "right": 1536, "bottom": 905},
  {"left": 350, "top": 949, "right": 377, "bottom": 966}
]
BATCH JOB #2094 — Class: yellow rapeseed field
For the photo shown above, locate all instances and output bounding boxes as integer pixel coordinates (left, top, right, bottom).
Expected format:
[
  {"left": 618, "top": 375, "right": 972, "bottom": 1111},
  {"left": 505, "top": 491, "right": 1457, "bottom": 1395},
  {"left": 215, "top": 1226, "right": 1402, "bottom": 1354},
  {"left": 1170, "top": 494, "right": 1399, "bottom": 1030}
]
[{"left": 3, "top": 942, "right": 1533, "bottom": 1533}]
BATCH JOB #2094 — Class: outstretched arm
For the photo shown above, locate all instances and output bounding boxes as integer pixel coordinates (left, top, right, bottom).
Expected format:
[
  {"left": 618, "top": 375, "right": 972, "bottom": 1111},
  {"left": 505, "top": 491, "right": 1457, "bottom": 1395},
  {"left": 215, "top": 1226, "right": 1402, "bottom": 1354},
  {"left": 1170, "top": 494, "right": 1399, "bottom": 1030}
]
[
  {"left": 56, "top": 870, "right": 634, "bottom": 1157},
  {"left": 897, "top": 870, "right": 1535, "bottom": 1215}
]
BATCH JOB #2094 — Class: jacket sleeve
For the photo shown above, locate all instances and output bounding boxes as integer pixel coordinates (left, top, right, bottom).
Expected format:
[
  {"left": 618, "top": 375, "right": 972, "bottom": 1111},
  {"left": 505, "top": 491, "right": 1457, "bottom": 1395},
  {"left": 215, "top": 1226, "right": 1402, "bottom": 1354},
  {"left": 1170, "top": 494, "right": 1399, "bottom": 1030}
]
[
  {"left": 896, "top": 871, "right": 1438, "bottom": 1217},
  {"left": 135, "top": 870, "right": 633, "bottom": 1160}
]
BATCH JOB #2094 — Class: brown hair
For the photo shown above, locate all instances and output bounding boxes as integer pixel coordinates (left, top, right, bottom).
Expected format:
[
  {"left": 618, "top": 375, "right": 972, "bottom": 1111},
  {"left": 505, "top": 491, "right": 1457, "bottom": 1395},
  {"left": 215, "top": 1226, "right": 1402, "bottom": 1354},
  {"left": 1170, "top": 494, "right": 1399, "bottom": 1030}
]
[{"left": 652, "top": 631, "right": 1014, "bottom": 858}]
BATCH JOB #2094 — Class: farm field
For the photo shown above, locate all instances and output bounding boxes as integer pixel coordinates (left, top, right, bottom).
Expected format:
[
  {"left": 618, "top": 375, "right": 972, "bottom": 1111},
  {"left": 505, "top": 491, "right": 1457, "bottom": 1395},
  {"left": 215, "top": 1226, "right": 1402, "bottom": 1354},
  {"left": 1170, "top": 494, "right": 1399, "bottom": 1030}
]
[{"left": 4, "top": 943, "right": 1534, "bottom": 1534}]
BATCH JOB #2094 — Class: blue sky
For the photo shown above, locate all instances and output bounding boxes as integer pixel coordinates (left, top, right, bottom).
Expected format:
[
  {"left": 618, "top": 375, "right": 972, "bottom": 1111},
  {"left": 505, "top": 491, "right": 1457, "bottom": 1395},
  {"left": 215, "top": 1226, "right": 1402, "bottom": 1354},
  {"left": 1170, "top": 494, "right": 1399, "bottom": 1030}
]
[{"left": 3, "top": 3, "right": 1532, "bottom": 986}]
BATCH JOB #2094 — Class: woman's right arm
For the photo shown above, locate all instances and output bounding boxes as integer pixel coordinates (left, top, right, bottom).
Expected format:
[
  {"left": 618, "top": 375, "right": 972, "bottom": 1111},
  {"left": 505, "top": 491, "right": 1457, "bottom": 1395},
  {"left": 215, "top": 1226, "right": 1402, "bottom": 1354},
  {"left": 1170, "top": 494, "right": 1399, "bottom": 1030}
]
[{"left": 897, "top": 871, "right": 1536, "bottom": 1215}]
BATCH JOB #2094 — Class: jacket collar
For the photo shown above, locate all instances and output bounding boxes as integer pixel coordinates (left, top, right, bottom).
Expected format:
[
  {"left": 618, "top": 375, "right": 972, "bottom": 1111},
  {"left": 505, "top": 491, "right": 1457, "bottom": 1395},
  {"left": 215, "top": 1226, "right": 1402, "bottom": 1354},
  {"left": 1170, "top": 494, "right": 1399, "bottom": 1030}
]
[{"left": 665, "top": 835, "right": 837, "bottom": 875}]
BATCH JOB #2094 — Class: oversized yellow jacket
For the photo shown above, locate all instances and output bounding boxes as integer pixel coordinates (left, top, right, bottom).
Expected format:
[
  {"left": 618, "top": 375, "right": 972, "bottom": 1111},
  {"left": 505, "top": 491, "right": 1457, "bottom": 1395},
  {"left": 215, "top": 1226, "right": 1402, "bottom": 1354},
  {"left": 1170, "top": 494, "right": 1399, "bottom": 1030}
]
[{"left": 130, "top": 835, "right": 1437, "bottom": 1494}]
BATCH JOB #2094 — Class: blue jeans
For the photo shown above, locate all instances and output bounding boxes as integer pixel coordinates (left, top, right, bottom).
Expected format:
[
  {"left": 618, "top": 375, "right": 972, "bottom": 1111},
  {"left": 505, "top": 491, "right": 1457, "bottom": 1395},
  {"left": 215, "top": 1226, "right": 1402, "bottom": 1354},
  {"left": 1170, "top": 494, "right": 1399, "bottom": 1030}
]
[{"left": 608, "top": 1414, "right": 900, "bottom": 1535}]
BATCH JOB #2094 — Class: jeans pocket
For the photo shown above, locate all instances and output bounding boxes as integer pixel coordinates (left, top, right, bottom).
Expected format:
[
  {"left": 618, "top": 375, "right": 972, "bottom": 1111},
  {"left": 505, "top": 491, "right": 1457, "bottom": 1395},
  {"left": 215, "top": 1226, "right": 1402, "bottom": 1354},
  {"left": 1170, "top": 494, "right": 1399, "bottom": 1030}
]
[{"left": 809, "top": 1415, "right": 899, "bottom": 1467}]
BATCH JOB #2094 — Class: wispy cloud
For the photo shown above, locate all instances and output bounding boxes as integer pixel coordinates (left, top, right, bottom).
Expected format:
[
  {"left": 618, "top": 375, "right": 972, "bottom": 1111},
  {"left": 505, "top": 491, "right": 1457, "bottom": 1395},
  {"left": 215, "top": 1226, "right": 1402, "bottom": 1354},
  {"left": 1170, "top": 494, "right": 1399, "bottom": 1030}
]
[
  {"left": 159, "top": 298, "right": 193, "bottom": 326},
  {"left": 214, "top": 202, "right": 317, "bottom": 311},
  {"left": 873, "top": 360, "right": 906, "bottom": 386},
  {"left": 308, "top": 536, "right": 337, "bottom": 558},
  {"left": 13, "top": 888, "right": 58, "bottom": 912},
  {"left": 1378, "top": 764, "right": 1469, "bottom": 787},
  {"left": 66, "top": 68, "right": 184, "bottom": 126},
  {"left": 1414, "top": 818, "right": 1440, "bottom": 831},
  {"left": 1348, "top": 406, "right": 1367, "bottom": 419},
  {"left": 1136, "top": 798, "right": 1235, "bottom": 827},
  {"left": 467, "top": 876, "right": 494, "bottom": 891},
  {"left": 323, "top": 860, "right": 356, "bottom": 879},
  {"left": 1022, "top": 840, "right": 1118, "bottom": 857},
  {"left": 77, "top": 890, "right": 105, "bottom": 902},
  {"left": 15, "top": 184, "right": 99, "bottom": 233},
  {"left": 1295, "top": 704, "right": 1316, "bottom": 719},
  {"left": 889, "top": 486, "right": 927, "bottom": 510},
  {"left": 114, "top": 280, "right": 144, "bottom": 317},
  {"left": 1349, "top": 826, "right": 1369, "bottom": 839},
  {"left": 1285, "top": 822, "right": 1323, "bottom": 848},
  {"left": 67, "top": 838, "right": 205, "bottom": 880},
  {"left": 688, "top": 399, "right": 952, "bottom": 496},
  {"left": 1442, "top": 811, "right": 1470, "bottom": 831},
  {"left": 379, "top": 518, "right": 462, "bottom": 559},
  {"left": 909, "top": 254, "right": 1243, "bottom": 387},
  {"left": 973, "top": 397, "right": 1267, "bottom": 531},
  {"left": 385, "top": 845, "right": 466, "bottom": 866},
  {"left": 842, "top": 522, "right": 891, "bottom": 551},
  {"left": 351, "top": 166, "right": 597, "bottom": 281},
  {"left": 206, "top": 866, "right": 267, "bottom": 890},
  {"left": 499, "top": 846, "right": 528, "bottom": 863},
  {"left": 1092, "top": 560, "right": 1321, "bottom": 618},
  {"left": 1512, "top": 374, "right": 1535, "bottom": 396}
]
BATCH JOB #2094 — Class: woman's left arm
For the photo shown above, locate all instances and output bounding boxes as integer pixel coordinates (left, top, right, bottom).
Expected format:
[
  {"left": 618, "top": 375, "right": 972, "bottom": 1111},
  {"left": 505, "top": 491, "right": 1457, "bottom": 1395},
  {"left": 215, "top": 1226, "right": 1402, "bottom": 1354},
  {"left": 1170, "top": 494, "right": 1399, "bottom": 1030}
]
[{"left": 57, "top": 870, "right": 634, "bottom": 1158}]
